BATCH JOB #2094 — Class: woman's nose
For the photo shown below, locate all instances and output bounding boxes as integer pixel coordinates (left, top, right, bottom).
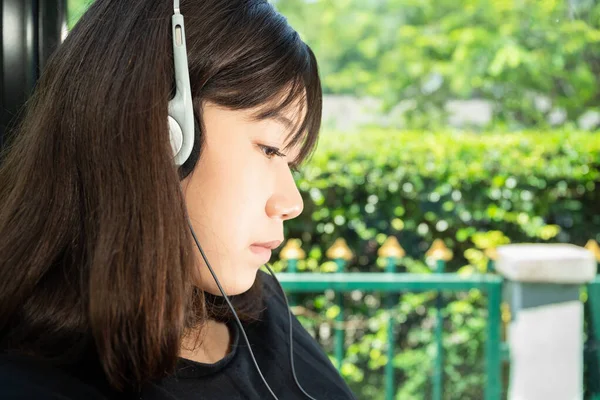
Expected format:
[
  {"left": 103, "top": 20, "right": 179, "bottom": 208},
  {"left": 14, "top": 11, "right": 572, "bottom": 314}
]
[{"left": 265, "top": 170, "right": 304, "bottom": 221}]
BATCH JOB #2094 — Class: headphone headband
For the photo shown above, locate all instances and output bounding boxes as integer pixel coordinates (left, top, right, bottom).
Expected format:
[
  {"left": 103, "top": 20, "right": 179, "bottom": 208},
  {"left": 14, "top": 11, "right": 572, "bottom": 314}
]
[{"left": 168, "top": 0, "right": 194, "bottom": 166}]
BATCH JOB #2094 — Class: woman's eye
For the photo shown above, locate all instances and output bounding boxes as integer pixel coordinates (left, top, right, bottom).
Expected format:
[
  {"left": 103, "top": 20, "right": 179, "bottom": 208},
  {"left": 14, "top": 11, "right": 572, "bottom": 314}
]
[{"left": 259, "top": 145, "right": 286, "bottom": 159}]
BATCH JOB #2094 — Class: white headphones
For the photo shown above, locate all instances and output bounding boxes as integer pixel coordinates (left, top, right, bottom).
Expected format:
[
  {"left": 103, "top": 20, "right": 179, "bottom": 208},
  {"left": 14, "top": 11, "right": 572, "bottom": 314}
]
[{"left": 168, "top": 0, "right": 195, "bottom": 166}]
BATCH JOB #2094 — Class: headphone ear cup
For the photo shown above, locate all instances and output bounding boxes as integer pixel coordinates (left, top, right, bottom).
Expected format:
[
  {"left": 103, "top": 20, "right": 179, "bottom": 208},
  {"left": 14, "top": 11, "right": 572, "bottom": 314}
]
[
  {"left": 177, "top": 115, "right": 202, "bottom": 180},
  {"left": 168, "top": 115, "right": 184, "bottom": 160}
]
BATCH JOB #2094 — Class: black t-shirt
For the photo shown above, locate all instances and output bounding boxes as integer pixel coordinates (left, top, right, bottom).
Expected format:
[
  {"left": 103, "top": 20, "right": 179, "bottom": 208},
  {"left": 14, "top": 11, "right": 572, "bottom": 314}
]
[{"left": 0, "top": 271, "right": 357, "bottom": 399}]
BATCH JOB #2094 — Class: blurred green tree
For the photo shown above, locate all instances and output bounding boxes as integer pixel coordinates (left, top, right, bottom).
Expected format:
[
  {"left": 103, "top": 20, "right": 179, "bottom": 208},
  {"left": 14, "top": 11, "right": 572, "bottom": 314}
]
[{"left": 274, "top": 0, "right": 600, "bottom": 129}]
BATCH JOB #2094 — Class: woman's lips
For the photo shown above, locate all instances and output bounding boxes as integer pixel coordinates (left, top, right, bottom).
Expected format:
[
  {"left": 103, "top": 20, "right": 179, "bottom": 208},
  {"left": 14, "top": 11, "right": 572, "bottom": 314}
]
[
  {"left": 249, "top": 240, "right": 282, "bottom": 264},
  {"left": 250, "top": 244, "right": 272, "bottom": 263}
]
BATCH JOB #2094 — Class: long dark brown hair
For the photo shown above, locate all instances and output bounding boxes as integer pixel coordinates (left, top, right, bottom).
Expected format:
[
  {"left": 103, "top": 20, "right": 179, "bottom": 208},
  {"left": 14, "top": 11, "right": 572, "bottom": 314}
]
[{"left": 0, "top": 0, "right": 321, "bottom": 392}]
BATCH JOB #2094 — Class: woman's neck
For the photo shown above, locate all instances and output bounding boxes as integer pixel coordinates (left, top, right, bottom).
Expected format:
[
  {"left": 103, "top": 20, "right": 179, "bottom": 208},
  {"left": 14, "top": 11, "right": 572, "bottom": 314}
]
[{"left": 179, "top": 320, "right": 232, "bottom": 364}]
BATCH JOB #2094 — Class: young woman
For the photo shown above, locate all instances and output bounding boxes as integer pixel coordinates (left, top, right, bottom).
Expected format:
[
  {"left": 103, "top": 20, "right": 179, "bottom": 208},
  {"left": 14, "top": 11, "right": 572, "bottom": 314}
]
[{"left": 0, "top": 0, "right": 357, "bottom": 398}]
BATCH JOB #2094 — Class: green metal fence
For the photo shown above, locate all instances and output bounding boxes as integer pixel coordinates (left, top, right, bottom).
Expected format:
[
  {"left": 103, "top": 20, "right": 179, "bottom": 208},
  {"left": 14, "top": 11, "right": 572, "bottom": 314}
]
[
  {"left": 277, "top": 237, "right": 504, "bottom": 400},
  {"left": 275, "top": 237, "right": 600, "bottom": 400}
]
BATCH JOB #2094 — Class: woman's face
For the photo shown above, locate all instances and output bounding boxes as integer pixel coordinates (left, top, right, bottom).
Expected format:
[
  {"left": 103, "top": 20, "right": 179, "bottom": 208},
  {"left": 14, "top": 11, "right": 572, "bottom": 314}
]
[{"left": 181, "top": 101, "right": 305, "bottom": 296}]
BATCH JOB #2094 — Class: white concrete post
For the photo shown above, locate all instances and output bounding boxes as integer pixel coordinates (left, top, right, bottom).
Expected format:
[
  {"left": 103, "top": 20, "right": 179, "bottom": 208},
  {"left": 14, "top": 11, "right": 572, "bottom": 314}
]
[{"left": 496, "top": 244, "right": 597, "bottom": 400}]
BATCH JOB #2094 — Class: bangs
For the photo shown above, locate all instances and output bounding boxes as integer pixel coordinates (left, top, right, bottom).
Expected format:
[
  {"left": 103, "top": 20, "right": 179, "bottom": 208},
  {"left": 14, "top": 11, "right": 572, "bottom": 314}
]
[
  {"left": 197, "top": 6, "right": 322, "bottom": 167},
  {"left": 249, "top": 46, "right": 322, "bottom": 167}
]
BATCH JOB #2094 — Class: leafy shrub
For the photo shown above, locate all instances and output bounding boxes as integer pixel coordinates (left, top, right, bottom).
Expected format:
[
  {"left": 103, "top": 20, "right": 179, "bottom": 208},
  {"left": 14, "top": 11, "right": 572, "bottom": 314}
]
[{"left": 272, "top": 129, "right": 599, "bottom": 399}]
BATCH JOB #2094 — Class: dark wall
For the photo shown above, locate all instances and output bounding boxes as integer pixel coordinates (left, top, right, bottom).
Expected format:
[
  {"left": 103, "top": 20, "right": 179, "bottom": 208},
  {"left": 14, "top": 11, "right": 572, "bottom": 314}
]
[{"left": 1, "top": 0, "right": 67, "bottom": 150}]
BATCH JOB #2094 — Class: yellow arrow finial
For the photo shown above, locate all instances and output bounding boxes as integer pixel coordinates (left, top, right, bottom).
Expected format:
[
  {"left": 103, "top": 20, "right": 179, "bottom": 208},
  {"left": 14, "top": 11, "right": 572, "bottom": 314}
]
[
  {"left": 326, "top": 238, "right": 353, "bottom": 261},
  {"left": 585, "top": 240, "right": 600, "bottom": 262},
  {"left": 426, "top": 239, "right": 453, "bottom": 261},
  {"left": 485, "top": 247, "right": 498, "bottom": 261},
  {"left": 378, "top": 236, "right": 406, "bottom": 259},
  {"left": 279, "top": 239, "right": 306, "bottom": 260}
]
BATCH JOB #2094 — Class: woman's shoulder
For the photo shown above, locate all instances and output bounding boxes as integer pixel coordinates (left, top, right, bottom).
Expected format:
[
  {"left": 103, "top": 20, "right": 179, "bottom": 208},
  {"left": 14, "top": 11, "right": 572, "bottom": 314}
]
[{"left": 0, "top": 352, "right": 110, "bottom": 399}]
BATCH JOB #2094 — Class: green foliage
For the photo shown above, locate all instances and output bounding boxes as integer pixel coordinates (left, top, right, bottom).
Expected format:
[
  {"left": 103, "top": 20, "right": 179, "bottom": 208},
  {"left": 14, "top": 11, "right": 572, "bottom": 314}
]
[
  {"left": 69, "top": 0, "right": 600, "bottom": 128},
  {"left": 272, "top": 128, "right": 600, "bottom": 399},
  {"left": 67, "top": 0, "right": 94, "bottom": 28},
  {"left": 281, "top": 128, "right": 599, "bottom": 268},
  {"left": 274, "top": 0, "right": 600, "bottom": 129}
]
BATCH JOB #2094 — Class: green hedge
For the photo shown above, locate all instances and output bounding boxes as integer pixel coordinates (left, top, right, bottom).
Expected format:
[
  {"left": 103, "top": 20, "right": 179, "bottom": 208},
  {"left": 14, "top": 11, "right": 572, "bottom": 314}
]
[
  {"left": 280, "top": 129, "right": 599, "bottom": 272},
  {"left": 272, "top": 129, "right": 600, "bottom": 399}
]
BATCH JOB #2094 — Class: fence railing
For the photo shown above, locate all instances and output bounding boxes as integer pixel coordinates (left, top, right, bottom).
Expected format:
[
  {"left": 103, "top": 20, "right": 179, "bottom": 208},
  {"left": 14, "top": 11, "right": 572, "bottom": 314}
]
[{"left": 275, "top": 237, "right": 600, "bottom": 400}]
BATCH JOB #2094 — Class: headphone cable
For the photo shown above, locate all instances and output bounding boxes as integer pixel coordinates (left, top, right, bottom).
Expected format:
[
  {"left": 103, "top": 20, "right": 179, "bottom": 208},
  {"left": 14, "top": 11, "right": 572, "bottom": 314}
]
[
  {"left": 263, "top": 262, "right": 318, "bottom": 400},
  {"left": 186, "top": 218, "right": 280, "bottom": 399},
  {"left": 186, "top": 218, "right": 317, "bottom": 399}
]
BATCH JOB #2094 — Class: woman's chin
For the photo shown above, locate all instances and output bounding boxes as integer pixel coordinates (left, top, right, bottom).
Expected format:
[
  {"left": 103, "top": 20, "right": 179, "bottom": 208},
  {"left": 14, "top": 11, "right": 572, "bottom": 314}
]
[{"left": 200, "top": 268, "right": 259, "bottom": 296}]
